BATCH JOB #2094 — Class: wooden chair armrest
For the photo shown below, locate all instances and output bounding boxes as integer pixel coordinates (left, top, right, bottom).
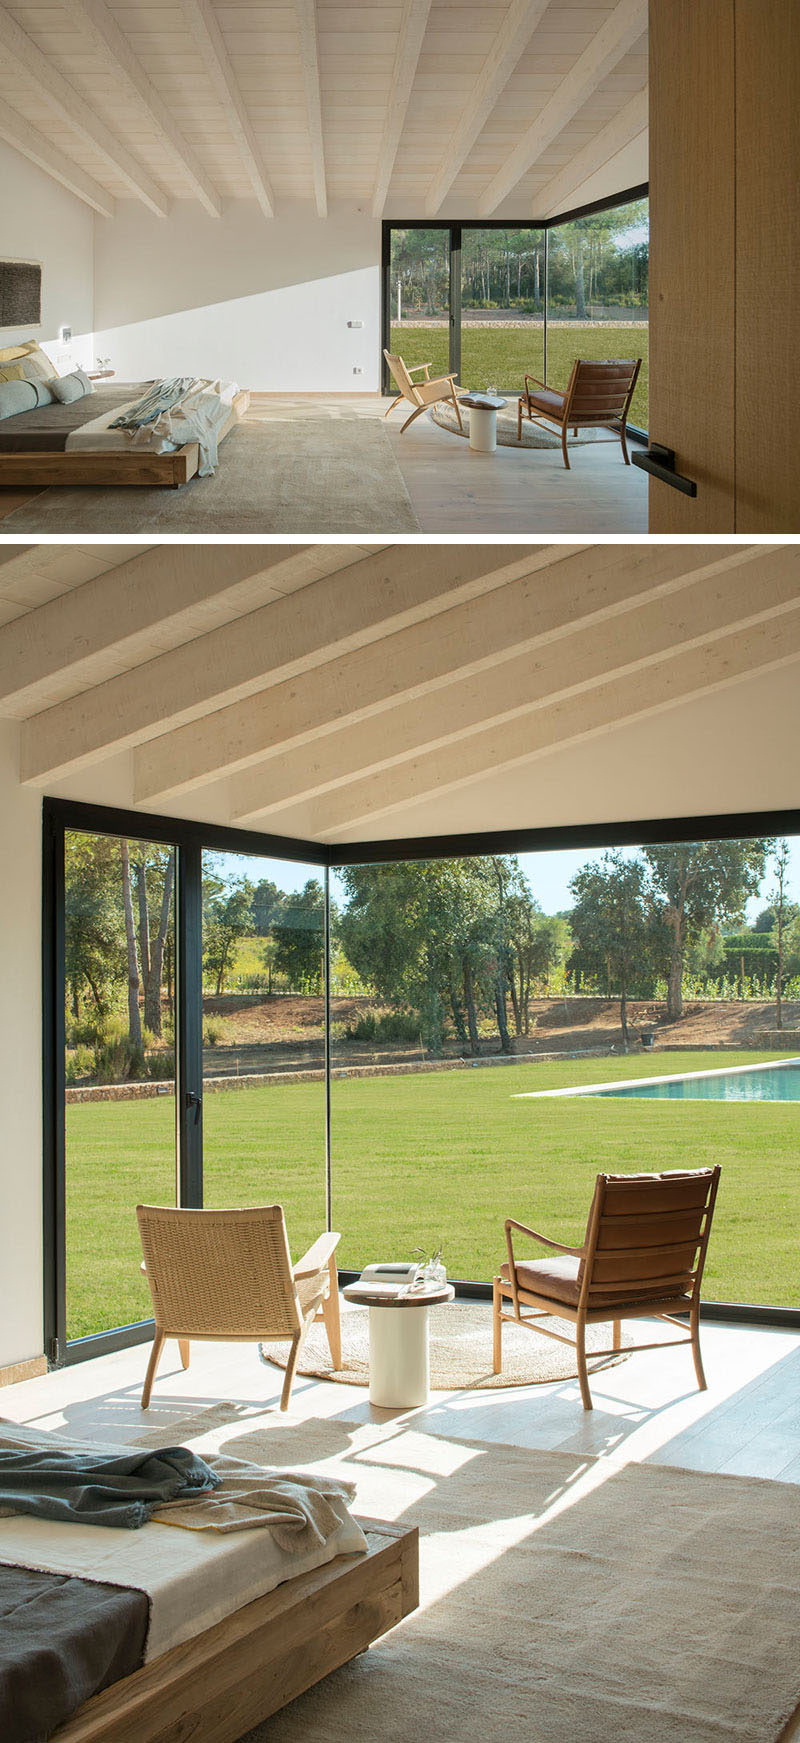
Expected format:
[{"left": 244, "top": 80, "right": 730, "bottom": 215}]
[
  {"left": 504, "top": 1218, "right": 584, "bottom": 1259},
  {"left": 406, "top": 362, "right": 433, "bottom": 378},
  {"left": 293, "top": 1230, "right": 341, "bottom": 1280}
]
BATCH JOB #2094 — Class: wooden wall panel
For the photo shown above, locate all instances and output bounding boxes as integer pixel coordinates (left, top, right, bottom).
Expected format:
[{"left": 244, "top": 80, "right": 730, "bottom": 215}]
[
  {"left": 734, "top": 0, "right": 800, "bottom": 532},
  {"left": 648, "top": 0, "right": 736, "bottom": 531}
]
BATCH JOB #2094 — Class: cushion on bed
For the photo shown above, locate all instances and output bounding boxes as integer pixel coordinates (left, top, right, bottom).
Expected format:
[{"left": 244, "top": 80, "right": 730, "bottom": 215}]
[
  {"left": 0, "top": 379, "right": 38, "bottom": 420},
  {"left": 50, "top": 368, "right": 92, "bottom": 404},
  {"left": 0, "top": 363, "right": 25, "bottom": 381},
  {"left": 0, "top": 341, "right": 58, "bottom": 382}
]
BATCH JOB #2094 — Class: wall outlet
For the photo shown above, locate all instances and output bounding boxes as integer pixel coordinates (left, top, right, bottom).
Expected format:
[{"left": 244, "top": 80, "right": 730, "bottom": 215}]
[
  {"left": 353, "top": 366, "right": 363, "bottom": 374},
  {"left": 59, "top": 326, "right": 72, "bottom": 343},
  {"left": 347, "top": 320, "right": 363, "bottom": 329}
]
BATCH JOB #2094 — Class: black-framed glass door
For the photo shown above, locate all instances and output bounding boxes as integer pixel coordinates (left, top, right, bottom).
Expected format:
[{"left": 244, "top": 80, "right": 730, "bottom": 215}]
[{"left": 381, "top": 187, "right": 649, "bottom": 432}]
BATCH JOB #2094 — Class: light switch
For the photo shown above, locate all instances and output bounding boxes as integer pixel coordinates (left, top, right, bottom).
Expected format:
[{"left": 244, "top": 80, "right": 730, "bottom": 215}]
[{"left": 347, "top": 321, "right": 363, "bottom": 329}]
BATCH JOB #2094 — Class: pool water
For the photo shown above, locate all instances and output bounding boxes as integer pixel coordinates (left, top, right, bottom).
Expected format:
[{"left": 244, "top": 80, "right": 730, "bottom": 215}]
[{"left": 595, "top": 1060, "right": 800, "bottom": 1103}]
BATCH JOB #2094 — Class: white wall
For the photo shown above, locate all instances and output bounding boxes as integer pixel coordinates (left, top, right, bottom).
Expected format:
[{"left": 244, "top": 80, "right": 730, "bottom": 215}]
[
  {"left": 0, "top": 140, "right": 94, "bottom": 372},
  {"left": 94, "top": 202, "right": 381, "bottom": 391},
  {"left": 0, "top": 722, "right": 43, "bottom": 1368}
]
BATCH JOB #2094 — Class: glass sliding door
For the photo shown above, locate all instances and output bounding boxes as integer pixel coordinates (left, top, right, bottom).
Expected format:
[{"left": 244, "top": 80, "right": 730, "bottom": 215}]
[
  {"left": 387, "top": 226, "right": 453, "bottom": 385},
  {"left": 546, "top": 194, "right": 649, "bottom": 429},
  {"left": 64, "top": 829, "right": 177, "bottom": 1341},
  {"left": 460, "top": 227, "right": 544, "bottom": 392},
  {"left": 200, "top": 851, "right": 326, "bottom": 1260}
]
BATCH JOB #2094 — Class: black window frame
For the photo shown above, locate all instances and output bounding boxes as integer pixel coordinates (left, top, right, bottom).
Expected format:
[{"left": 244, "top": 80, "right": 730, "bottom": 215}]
[
  {"left": 381, "top": 183, "right": 649, "bottom": 437},
  {"left": 44, "top": 793, "right": 800, "bottom": 1364}
]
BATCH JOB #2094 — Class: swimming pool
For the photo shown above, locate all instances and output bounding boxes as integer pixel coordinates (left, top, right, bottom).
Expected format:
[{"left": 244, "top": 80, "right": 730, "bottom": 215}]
[{"left": 516, "top": 1058, "right": 800, "bottom": 1102}]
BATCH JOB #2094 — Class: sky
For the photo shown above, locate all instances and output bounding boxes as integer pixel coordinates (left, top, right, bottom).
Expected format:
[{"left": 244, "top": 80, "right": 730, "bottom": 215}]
[{"left": 212, "top": 838, "right": 800, "bottom": 924}]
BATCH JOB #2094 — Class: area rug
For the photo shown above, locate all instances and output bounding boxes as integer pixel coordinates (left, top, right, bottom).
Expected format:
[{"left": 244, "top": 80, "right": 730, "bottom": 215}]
[
  {"left": 429, "top": 399, "right": 615, "bottom": 449},
  {"left": 140, "top": 1407, "right": 800, "bottom": 1743},
  {"left": 0, "top": 418, "right": 420, "bottom": 533},
  {"left": 261, "top": 1298, "right": 631, "bottom": 1389}
]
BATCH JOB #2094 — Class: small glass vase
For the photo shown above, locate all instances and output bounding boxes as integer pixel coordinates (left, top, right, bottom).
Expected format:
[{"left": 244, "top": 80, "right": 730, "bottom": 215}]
[{"left": 423, "top": 1260, "right": 447, "bottom": 1289}]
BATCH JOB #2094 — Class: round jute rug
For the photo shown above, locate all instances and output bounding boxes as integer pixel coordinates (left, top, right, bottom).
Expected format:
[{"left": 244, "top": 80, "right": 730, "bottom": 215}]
[
  {"left": 261, "top": 1300, "right": 630, "bottom": 1391},
  {"left": 428, "top": 399, "right": 614, "bottom": 449}
]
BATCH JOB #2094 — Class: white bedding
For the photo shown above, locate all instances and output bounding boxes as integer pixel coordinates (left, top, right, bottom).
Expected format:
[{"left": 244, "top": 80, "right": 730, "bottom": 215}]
[
  {"left": 66, "top": 378, "right": 240, "bottom": 476},
  {"left": 0, "top": 1424, "right": 367, "bottom": 1661}
]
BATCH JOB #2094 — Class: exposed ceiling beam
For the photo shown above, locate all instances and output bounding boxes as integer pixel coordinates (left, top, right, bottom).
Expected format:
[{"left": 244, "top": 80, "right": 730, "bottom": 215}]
[
  {"left": 478, "top": 0, "right": 647, "bottom": 218},
  {"left": 0, "top": 3, "right": 169, "bottom": 216},
  {"left": 425, "top": 0, "right": 550, "bottom": 216},
  {"left": 0, "top": 546, "right": 335, "bottom": 715},
  {"left": 371, "top": 0, "right": 433, "bottom": 218},
  {"left": 20, "top": 546, "right": 553, "bottom": 784},
  {"left": 132, "top": 545, "right": 760, "bottom": 806},
  {"left": 297, "top": 609, "right": 800, "bottom": 839},
  {"left": 294, "top": 0, "right": 326, "bottom": 217},
  {"left": 230, "top": 556, "right": 800, "bottom": 823},
  {"left": 180, "top": 0, "right": 275, "bottom": 217},
  {"left": 532, "top": 85, "right": 647, "bottom": 218},
  {"left": 0, "top": 94, "right": 115, "bottom": 216},
  {"left": 59, "top": 0, "right": 222, "bottom": 216}
]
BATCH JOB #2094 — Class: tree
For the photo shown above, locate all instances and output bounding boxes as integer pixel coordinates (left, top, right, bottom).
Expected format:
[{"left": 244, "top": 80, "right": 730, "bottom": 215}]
[
  {"left": 119, "top": 840, "right": 142, "bottom": 1049},
  {"left": 771, "top": 839, "right": 790, "bottom": 1029},
  {"left": 569, "top": 853, "right": 653, "bottom": 1047},
  {"left": 203, "top": 879, "right": 254, "bottom": 995},
  {"left": 643, "top": 840, "right": 772, "bottom": 1021},
  {"left": 64, "top": 833, "right": 126, "bottom": 1017},
  {"left": 133, "top": 849, "right": 174, "bottom": 1035},
  {"left": 252, "top": 878, "right": 284, "bottom": 936},
  {"left": 272, "top": 880, "right": 324, "bottom": 991}
]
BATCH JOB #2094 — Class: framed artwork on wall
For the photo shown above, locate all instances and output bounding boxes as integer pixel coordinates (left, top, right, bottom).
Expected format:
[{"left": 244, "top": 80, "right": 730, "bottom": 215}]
[{"left": 0, "top": 258, "right": 42, "bottom": 328}]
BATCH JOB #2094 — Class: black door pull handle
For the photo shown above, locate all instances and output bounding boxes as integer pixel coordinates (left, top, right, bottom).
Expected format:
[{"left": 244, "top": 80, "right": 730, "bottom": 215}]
[
  {"left": 185, "top": 1091, "right": 202, "bottom": 1124},
  {"left": 632, "top": 444, "right": 697, "bottom": 496}
]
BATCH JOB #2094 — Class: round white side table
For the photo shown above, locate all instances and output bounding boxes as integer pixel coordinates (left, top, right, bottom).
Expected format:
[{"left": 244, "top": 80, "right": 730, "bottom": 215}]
[
  {"left": 458, "top": 393, "right": 507, "bottom": 454},
  {"left": 342, "top": 1282, "right": 455, "bottom": 1408}
]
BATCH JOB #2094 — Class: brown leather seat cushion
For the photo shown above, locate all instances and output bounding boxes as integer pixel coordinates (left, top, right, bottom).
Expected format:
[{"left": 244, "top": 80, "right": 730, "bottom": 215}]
[
  {"left": 523, "top": 388, "right": 565, "bottom": 417},
  {"left": 501, "top": 1255, "right": 581, "bottom": 1305}
]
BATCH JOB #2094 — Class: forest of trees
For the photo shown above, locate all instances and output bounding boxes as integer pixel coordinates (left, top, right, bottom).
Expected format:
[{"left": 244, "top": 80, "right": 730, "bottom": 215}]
[
  {"left": 64, "top": 835, "right": 798, "bottom": 1081},
  {"left": 390, "top": 204, "right": 648, "bottom": 321}
]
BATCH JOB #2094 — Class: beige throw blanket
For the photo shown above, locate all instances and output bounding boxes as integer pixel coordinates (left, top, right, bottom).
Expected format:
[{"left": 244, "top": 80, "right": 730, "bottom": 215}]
[{"left": 154, "top": 1455, "right": 356, "bottom": 1552}]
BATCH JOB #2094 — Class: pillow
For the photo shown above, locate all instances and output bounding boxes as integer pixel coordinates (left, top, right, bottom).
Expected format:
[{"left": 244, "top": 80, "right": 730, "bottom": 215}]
[
  {"left": 49, "top": 368, "right": 92, "bottom": 404},
  {"left": 16, "top": 358, "right": 54, "bottom": 400},
  {"left": 0, "top": 378, "right": 38, "bottom": 420},
  {"left": 22, "top": 344, "right": 59, "bottom": 383},
  {"left": 0, "top": 363, "right": 25, "bottom": 381}
]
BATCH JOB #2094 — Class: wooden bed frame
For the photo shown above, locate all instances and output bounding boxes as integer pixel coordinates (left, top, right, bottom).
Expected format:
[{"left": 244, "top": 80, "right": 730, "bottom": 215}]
[
  {"left": 50, "top": 1522, "right": 418, "bottom": 1743},
  {"left": 0, "top": 389, "right": 250, "bottom": 490}
]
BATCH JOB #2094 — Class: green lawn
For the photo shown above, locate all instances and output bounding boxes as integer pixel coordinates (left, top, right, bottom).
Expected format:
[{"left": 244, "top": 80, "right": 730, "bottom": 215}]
[
  {"left": 391, "top": 323, "right": 649, "bottom": 431},
  {"left": 65, "top": 1052, "right": 799, "bottom": 1338}
]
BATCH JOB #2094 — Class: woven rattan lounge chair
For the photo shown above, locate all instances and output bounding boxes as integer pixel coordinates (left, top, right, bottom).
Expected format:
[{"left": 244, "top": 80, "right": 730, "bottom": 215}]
[
  {"left": 493, "top": 1166, "right": 720, "bottom": 1409},
  {"left": 383, "top": 348, "right": 464, "bottom": 434},
  {"left": 137, "top": 1204, "right": 342, "bottom": 1411},
  {"left": 517, "top": 357, "right": 641, "bottom": 468}
]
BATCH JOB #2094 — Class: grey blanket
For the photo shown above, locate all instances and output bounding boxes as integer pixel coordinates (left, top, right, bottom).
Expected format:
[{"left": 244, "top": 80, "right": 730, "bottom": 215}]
[
  {"left": 0, "top": 1561, "right": 148, "bottom": 1743},
  {"left": 110, "top": 376, "right": 196, "bottom": 429},
  {"left": 0, "top": 1444, "right": 220, "bottom": 1530}
]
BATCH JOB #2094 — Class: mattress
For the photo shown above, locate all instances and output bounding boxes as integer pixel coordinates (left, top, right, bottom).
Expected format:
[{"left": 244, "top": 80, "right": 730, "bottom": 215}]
[{"left": 0, "top": 384, "right": 152, "bottom": 452}]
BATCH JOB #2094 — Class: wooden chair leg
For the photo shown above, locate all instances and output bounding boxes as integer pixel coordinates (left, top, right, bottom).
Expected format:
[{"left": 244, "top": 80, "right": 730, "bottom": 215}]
[
  {"left": 560, "top": 422, "right": 571, "bottom": 470},
  {"left": 178, "top": 1339, "right": 190, "bottom": 1370},
  {"left": 690, "top": 1301, "right": 707, "bottom": 1391},
  {"left": 620, "top": 421, "right": 630, "bottom": 464},
  {"left": 384, "top": 394, "right": 404, "bottom": 418},
  {"left": 400, "top": 402, "right": 427, "bottom": 434},
  {"left": 321, "top": 1254, "right": 342, "bottom": 1370},
  {"left": 517, "top": 400, "right": 523, "bottom": 440},
  {"left": 612, "top": 1319, "right": 621, "bottom": 1353},
  {"left": 492, "top": 1277, "right": 502, "bottom": 1373},
  {"left": 576, "top": 1315, "right": 592, "bottom": 1409},
  {"left": 141, "top": 1328, "right": 165, "bottom": 1410},
  {"left": 450, "top": 386, "right": 464, "bottom": 433},
  {"left": 280, "top": 1319, "right": 312, "bottom": 1411}
]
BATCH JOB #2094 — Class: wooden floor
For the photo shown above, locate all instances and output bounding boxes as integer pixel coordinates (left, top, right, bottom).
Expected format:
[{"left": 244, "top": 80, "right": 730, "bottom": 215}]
[
  {"left": 0, "top": 396, "right": 648, "bottom": 535},
  {"left": 3, "top": 1311, "right": 799, "bottom": 1738},
  {"left": 3, "top": 1311, "right": 798, "bottom": 1482}
]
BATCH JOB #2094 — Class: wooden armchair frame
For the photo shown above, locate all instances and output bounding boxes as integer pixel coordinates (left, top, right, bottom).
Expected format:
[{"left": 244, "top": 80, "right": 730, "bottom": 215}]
[
  {"left": 517, "top": 357, "right": 641, "bottom": 469},
  {"left": 383, "top": 348, "right": 463, "bottom": 434},
  {"left": 137, "top": 1204, "right": 342, "bottom": 1413},
  {"left": 493, "top": 1167, "right": 721, "bottom": 1409}
]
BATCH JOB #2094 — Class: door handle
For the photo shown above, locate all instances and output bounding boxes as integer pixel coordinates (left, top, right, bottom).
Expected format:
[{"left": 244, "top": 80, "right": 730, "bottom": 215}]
[
  {"left": 632, "top": 444, "right": 697, "bottom": 496},
  {"left": 185, "top": 1090, "right": 202, "bottom": 1124}
]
